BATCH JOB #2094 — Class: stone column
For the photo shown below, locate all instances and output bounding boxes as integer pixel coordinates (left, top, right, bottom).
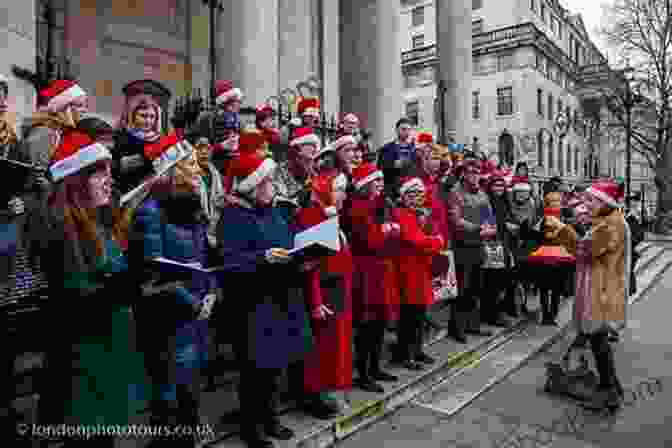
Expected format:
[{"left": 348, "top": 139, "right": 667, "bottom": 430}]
[
  {"left": 339, "top": 0, "right": 402, "bottom": 149},
  {"left": 1, "top": 0, "right": 37, "bottom": 128},
  {"left": 217, "top": 0, "right": 279, "bottom": 107},
  {"left": 278, "top": 0, "right": 313, "bottom": 95},
  {"left": 436, "top": 0, "right": 472, "bottom": 144},
  {"left": 321, "top": 0, "right": 339, "bottom": 117}
]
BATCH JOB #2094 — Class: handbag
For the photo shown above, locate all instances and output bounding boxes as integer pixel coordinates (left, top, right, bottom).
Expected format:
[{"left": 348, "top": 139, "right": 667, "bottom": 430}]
[
  {"left": 481, "top": 240, "right": 506, "bottom": 269},
  {"left": 433, "top": 250, "right": 458, "bottom": 302}
]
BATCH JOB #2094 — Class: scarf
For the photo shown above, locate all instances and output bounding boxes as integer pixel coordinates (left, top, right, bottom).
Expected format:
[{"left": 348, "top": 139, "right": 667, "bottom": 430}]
[
  {"left": 127, "top": 127, "right": 161, "bottom": 143},
  {"left": 199, "top": 162, "right": 225, "bottom": 247}
]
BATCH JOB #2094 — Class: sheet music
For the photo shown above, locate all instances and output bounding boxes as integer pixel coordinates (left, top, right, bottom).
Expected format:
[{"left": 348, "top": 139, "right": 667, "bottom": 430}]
[{"left": 288, "top": 216, "right": 340, "bottom": 255}]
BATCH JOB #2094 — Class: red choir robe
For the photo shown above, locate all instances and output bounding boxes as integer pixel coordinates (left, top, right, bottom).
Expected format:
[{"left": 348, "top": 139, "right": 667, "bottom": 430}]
[
  {"left": 420, "top": 174, "right": 451, "bottom": 242},
  {"left": 297, "top": 206, "right": 354, "bottom": 393},
  {"left": 393, "top": 207, "right": 445, "bottom": 308},
  {"left": 346, "top": 196, "right": 400, "bottom": 323}
]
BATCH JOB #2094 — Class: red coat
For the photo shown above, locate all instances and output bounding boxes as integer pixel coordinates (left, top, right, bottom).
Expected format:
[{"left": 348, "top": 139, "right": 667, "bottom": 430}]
[
  {"left": 420, "top": 174, "right": 451, "bottom": 242},
  {"left": 296, "top": 206, "right": 353, "bottom": 393},
  {"left": 346, "top": 197, "right": 400, "bottom": 322},
  {"left": 393, "top": 207, "right": 445, "bottom": 307}
]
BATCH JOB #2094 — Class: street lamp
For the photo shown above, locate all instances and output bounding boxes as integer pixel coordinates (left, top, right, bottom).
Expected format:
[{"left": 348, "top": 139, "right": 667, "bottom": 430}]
[
  {"left": 203, "top": 0, "right": 224, "bottom": 106},
  {"left": 620, "top": 63, "right": 643, "bottom": 210}
]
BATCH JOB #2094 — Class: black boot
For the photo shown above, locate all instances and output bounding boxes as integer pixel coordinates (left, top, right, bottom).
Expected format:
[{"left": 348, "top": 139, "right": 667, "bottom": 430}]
[
  {"left": 448, "top": 307, "right": 467, "bottom": 343},
  {"left": 540, "top": 290, "right": 556, "bottom": 325},
  {"left": 465, "top": 307, "right": 492, "bottom": 336},
  {"left": 369, "top": 322, "right": 399, "bottom": 382},
  {"left": 583, "top": 331, "right": 622, "bottom": 412}
]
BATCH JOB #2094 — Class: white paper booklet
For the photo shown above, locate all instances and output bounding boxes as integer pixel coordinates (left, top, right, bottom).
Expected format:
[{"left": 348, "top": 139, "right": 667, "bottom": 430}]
[{"left": 288, "top": 216, "right": 341, "bottom": 257}]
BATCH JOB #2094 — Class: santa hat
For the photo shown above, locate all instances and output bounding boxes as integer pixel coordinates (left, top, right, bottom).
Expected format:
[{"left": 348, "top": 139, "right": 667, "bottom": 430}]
[
  {"left": 416, "top": 132, "right": 433, "bottom": 147},
  {"left": 399, "top": 177, "right": 425, "bottom": 196},
  {"left": 231, "top": 153, "right": 276, "bottom": 194},
  {"left": 39, "top": 79, "right": 87, "bottom": 113},
  {"left": 255, "top": 104, "right": 275, "bottom": 125},
  {"left": 238, "top": 127, "right": 268, "bottom": 154},
  {"left": 143, "top": 133, "right": 194, "bottom": 176},
  {"left": 215, "top": 80, "right": 243, "bottom": 106},
  {"left": 510, "top": 176, "right": 532, "bottom": 192},
  {"left": 586, "top": 181, "right": 624, "bottom": 208},
  {"left": 353, "top": 162, "right": 382, "bottom": 190},
  {"left": 290, "top": 127, "right": 320, "bottom": 147},
  {"left": 340, "top": 113, "right": 359, "bottom": 125},
  {"left": 297, "top": 97, "right": 320, "bottom": 117},
  {"left": 332, "top": 134, "right": 357, "bottom": 152},
  {"left": 49, "top": 131, "right": 111, "bottom": 182}
]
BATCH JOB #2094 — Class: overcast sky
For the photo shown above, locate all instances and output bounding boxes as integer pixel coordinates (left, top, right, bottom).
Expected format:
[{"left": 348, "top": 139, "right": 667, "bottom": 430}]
[{"left": 560, "top": 0, "right": 616, "bottom": 60}]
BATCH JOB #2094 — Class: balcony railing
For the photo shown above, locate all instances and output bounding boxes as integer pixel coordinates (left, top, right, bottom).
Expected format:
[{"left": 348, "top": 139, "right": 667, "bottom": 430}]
[
  {"left": 472, "top": 23, "right": 536, "bottom": 47},
  {"left": 401, "top": 44, "right": 437, "bottom": 65}
]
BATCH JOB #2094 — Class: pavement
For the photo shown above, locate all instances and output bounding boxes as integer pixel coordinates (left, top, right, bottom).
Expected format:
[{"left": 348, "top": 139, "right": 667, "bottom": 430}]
[
  {"left": 335, "top": 245, "right": 672, "bottom": 448},
  {"left": 10, "top": 239, "right": 672, "bottom": 448}
]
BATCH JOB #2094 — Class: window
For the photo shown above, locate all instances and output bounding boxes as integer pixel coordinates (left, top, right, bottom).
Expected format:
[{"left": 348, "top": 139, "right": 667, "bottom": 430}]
[
  {"left": 567, "top": 144, "right": 573, "bottom": 174},
  {"left": 472, "top": 91, "right": 480, "bottom": 119},
  {"left": 547, "top": 93, "right": 553, "bottom": 120},
  {"left": 550, "top": 17, "right": 556, "bottom": 34},
  {"left": 557, "top": 99, "right": 562, "bottom": 116},
  {"left": 497, "top": 87, "right": 514, "bottom": 115},
  {"left": 565, "top": 106, "right": 571, "bottom": 122},
  {"left": 412, "top": 34, "right": 424, "bottom": 48},
  {"left": 558, "top": 142, "right": 563, "bottom": 175},
  {"left": 472, "top": 19, "right": 484, "bottom": 34},
  {"left": 575, "top": 147, "right": 580, "bottom": 174},
  {"left": 537, "top": 89, "right": 544, "bottom": 116},
  {"left": 540, "top": 1, "right": 546, "bottom": 23},
  {"left": 535, "top": 52, "right": 543, "bottom": 71},
  {"left": 531, "top": 0, "right": 536, "bottom": 11},
  {"left": 412, "top": 6, "right": 424, "bottom": 27},
  {"left": 404, "top": 66, "right": 434, "bottom": 88},
  {"left": 537, "top": 131, "right": 544, "bottom": 167},
  {"left": 472, "top": 56, "right": 480, "bottom": 74},
  {"left": 558, "top": 22, "right": 563, "bottom": 40},
  {"left": 497, "top": 51, "right": 514, "bottom": 72},
  {"left": 406, "top": 101, "right": 419, "bottom": 126},
  {"left": 548, "top": 135, "right": 554, "bottom": 170},
  {"left": 473, "top": 0, "right": 483, "bottom": 10},
  {"left": 36, "top": 0, "right": 69, "bottom": 78},
  {"left": 546, "top": 60, "right": 552, "bottom": 79}
]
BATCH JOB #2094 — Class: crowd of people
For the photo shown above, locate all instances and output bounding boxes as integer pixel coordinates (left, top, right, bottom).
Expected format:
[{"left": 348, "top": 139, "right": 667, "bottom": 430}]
[{"left": 0, "top": 75, "right": 644, "bottom": 448}]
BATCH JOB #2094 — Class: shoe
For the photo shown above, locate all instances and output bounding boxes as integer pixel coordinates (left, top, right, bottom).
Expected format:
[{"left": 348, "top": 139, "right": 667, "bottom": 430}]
[
  {"left": 541, "top": 318, "right": 558, "bottom": 326},
  {"left": 264, "top": 420, "right": 294, "bottom": 440},
  {"left": 370, "top": 370, "right": 399, "bottom": 382},
  {"left": 402, "top": 360, "right": 425, "bottom": 371},
  {"left": 354, "top": 376, "right": 385, "bottom": 393},
  {"left": 484, "top": 317, "right": 509, "bottom": 328},
  {"left": 415, "top": 352, "right": 436, "bottom": 364},
  {"left": 581, "top": 386, "right": 622, "bottom": 413},
  {"left": 449, "top": 330, "right": 467, "bottom": 344},
  {"left": 242, "top": 430, "right": 276, "bottom": 448},
  {"left": 465, "top": 328, "right": 492, "bottom": 337},
  {"left": 302, "top": 399, "right": 341, "bottom": 420}
]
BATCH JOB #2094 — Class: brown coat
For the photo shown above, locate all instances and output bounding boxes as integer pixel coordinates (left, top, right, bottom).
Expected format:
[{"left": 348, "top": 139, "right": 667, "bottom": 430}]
[{"left": 557, "top": 209, "right": 629, "bottom": 331}]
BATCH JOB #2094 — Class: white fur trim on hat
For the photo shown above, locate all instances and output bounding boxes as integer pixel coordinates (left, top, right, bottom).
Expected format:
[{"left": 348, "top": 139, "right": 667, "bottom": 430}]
[
  {"left": 48, "top": 84, "right": 86, "bottom": 112},
  {"left": 333, "top": 173, "right": 349, "bottom": 191},
  {"left": 587, "top": 186, "right": 620, "bottom": 208},
  {"left": 324, "top": 206, "right": 338, "bottom": 217},
  {"left": 152, "top": 140, "right": 194, "bottom": 177},
  {"left": 400, "top": 178, "right": 425, "bottom": 196},
  {"left": 49, "top": 142, "right": 111, "bottom": 182},
  {"left": 236, "top": 158, "right": 277, "bottom": 194},
  {"left": 333, "top": 135, "right": 357, "bottom": 151},
  {"left": 355, "top": 170, "right": 382, "bottom": 190},
  {"left": 302, "top": 107, "right": 320, "bottom": 117},
  {"left": 511, "top": 182, "right": 532, "bottom": 192},
  {"left": 215, "top": 87, "right": 243, "bottom": 106},
  {"left": 290, "top": 133, "right": 320, "bottom": 148},
  {"left": 0, "top": 74, "right": 8, "bottom": 83}
]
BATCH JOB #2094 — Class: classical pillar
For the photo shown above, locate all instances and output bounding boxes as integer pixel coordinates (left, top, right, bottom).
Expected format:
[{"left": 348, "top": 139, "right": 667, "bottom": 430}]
[
  {"left": 339, "top": 0, "right": 402, "bottom": 149},
  {"left": 218, "top": 0, "right": 279, "bottom": 107},
  {"left": 278, "top": 0, "right": 313, "bottom": 94},
  {"left": 436, "top": 0, "right": 472, "bottom": 144}
]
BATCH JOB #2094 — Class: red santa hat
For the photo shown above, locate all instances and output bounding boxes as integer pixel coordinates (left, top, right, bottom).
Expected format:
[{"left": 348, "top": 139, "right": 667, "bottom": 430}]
[
  {"left": 586, "top": 181, "right": 624, "bottom": 208},
  {"left": 290, "top": 127, "right": 320, "bottom": 148},
  {"left": 510, "top": 176, "right": 532, "bottom": 192},
  {"left": 255, "top": 104, "right": 274, "bottom": 124},
  {"left": 230, "top": 153, "right": 277, "bottom": 194},
  {"left": 39, "top": 79, "right": 87, "bottom": 112},
  {"left": 311, "top": 172, "right": 343, "bottom": 217},
  {"left": 332, "top": 134, "right": 357, "bottom": 152},
  {"left": 415, "top": 132, "right": 433, "bottom": 148},
  {"left": 215, "top": 80, "right": 243, "bottom": 106},
  {"left": 143, "top": 133, "right": 193, "bottom": 176},
  {"left": 399, "top": 176, "right": 425, "bottom": 196},
  {"left": 353, "top": 162, "right": 382, "bottom": 190},
  {"left": 297, "top": 97, "right": 320, "bottom": 117},
  {"left": 488, "top": 169, "right": 507, "bottom": 186},
  {"left": 49, "top": 131, "right": 111, "bottom": 182}
]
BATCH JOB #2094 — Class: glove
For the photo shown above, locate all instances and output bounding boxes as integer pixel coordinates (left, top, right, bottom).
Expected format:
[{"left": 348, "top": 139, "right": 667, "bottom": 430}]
[
  {"left": 197, "top": 293, "right": 217, "bottom": 320},
  {"left": 311, "top": 304, "right": 334, "bottom": 320},
  {"left": 382, "top": 222, "right": 400, "bottom": 236},
  {"left": 7, "top": 197, "right": 24, "bottom": 215},
  {"left": 264, "top": 247, "right": 291, "bottom": 264}
]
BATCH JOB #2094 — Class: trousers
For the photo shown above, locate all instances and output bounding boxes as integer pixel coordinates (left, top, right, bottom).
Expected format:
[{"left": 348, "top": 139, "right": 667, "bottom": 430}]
[
  {"left": 396, "top": 304, "right": 425, "bottom": 361},
  {"left": 354, "top": 320, "right": 386, "bottom": 377}
]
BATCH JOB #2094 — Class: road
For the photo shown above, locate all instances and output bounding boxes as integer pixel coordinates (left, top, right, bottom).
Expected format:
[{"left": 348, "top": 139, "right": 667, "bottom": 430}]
[{"left": 335, "top": 266, "right": 672, "bottom": 448}]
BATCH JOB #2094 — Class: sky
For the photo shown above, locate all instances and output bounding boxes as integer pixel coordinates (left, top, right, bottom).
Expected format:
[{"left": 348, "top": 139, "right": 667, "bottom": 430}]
[{"left": 559, "top": 0, "right": 617, "bottom": 60}]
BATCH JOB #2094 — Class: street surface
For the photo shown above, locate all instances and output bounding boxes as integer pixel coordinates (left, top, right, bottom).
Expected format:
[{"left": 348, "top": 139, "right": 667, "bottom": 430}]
[{"left": 335, "top": 263, "right": 672, "bottom": 448}]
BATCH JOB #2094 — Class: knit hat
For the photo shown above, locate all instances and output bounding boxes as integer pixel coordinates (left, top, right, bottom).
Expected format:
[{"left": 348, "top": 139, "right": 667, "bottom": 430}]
[
  {"left": 332, "top": 134, "right": 357, "bottom": 152},
  {"left": 230, "top": 153, "right": 276, "bottom": 194},
  {"left": 238, "top": 127, "right": 268, "bottom": 155},
  {"left": 297, "top": 97, "right": 320, "bottom": 117},
  {"left": 352, "top": 162, "right": 382, "bottom": 190},
  {"left": 510, "top": 176, "right": 532, "bottom": 192},
  {"left": 416, "top": 132, "right": 433, "bottom": 147},
  {"left": 586, "top": 180, "right": 624, "bottom": 208},
  {"left": 39, "top": 79, "right": 87, "bottom": 113},
  {"left": 290, "top": 127, "right": 320, "bottom": 147},
  {"left": 77, "top": 115, "right": 114, "bottom": 141},
  {"left": 122, "top": 79, "right": 171, "bottom": 103},
  {"left": 215, "top": 80, "right": 243, "bottom": 106},
  {"left": 49, "top": 131, "right": 111, "bottom": 182},
  {"left": 143, "top": 133, "right": 194, "bottom": 177},
  {"left": 399, "top": 177, "right": 425, "bottom": 196}
]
